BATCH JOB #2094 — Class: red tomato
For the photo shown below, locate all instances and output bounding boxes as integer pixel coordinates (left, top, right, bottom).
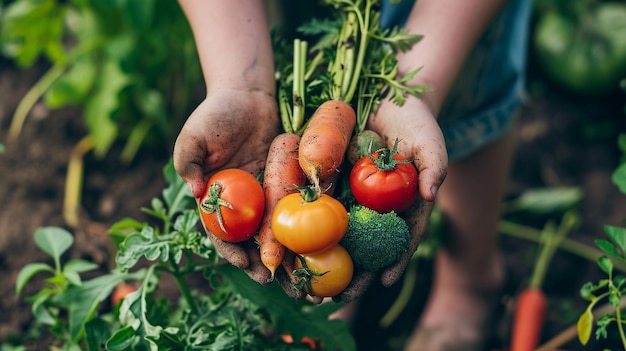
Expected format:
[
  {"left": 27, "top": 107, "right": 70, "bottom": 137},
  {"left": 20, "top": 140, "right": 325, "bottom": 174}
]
[
  {"left": 294, "top": 244, "right": 354, "bottom": 297},
  {"left": 349, "top": 147, "right": 418, "bottom": 213},
  {"left": 199, "top": 169, "right": 265, "bottom": 243},
  {"left": 111, "top": 282, "right": 138, "bottom": 305},
  {"left": 280, "top": 335, "right": 318, "bottom": 350},
  {"left": 272, "top": 192, "right": 348, "bottom": 254}
]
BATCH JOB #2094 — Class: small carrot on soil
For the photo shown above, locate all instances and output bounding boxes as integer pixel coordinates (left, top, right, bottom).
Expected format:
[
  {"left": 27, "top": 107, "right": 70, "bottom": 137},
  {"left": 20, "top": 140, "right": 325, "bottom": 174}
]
[
  {"left": 298, "top": 100, "right": 356, "bottom": 187},
  {"left": 259, "top": 133, "right": 307, "bottom": 279}
]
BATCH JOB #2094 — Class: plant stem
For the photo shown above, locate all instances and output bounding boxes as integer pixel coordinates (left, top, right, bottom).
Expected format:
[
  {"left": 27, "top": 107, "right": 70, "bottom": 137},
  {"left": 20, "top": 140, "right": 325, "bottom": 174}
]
[
  {"left": 292, "top": 39, "right": 307, "bottom": 132},
  {"left": 498, "top": 220, "right": 626, "bottom": 273},
  {"left": 304, "top": 51, "right": 324, "bottom": 81},
  {"left": 379, "top": 256, "right": 418, "bottom": 328},
  {"left": 615, "top": 296, "right": 626, "bottom": 350},
  {"left": 343, "top": 1, "right": 372, "bottom": 103},
  {"left": 535, "top": 296, "right": 626, "bottom": 351},
  {"left": 120, "top": 119, "right": 154, "bottom": 164},
  {"left": 8, "top": 63, "right": 66, "bottom": 143},
  {"left": 64, "top": 135, "right": 94, "bottom": 228},
  {"left": 169, "top": 256, "right": 198, "bottom": 314},
  {"left": 529, "top": 213, "right": 575, "bottom": 289},
  {"left": 278, "top": 88, "right": 293, "bottom": 134}
]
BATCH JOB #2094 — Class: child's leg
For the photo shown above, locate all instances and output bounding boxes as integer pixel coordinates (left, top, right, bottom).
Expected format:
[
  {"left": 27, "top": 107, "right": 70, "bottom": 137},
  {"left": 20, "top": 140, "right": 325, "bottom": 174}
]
[{"left": 405, "top": 129, "right": 515, "bottom": 351}]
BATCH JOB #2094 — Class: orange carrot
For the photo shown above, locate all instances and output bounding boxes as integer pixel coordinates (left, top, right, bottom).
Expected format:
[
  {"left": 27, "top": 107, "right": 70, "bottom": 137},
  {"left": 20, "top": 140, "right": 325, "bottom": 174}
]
[
  {"left": 510, "top": 287, "right": 547, "bottom": 351},
  {"left": 509, "top": 213, "right": 578, "bottom": 351},
  {"left": 259, "top": 133, "right": 307, "bottom": 279},
  {"left": 298, "top": 100, "right": 356, "bottom": 187}
]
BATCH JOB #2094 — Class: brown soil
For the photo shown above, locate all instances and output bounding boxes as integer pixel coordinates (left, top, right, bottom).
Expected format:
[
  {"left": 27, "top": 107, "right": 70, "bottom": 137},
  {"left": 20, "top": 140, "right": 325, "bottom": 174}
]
[{"left": 1, "top": 56, "right": 626, "bottom": 351}]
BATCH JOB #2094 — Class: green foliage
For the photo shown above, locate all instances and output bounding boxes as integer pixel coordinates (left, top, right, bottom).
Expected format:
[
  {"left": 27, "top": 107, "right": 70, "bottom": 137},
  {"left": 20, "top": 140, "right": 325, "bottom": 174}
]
[
  {"left": 341, "top": 205, "right": 411, "bottom": 271},
  {"left": 0, "top": 0, "right": 201, "bottom": 161},
  {"left": 10, "top": 161, "right": 356, "bottom": 351},
  {"left": 577, "top": 133, "right": 626, "bottom": 348}
]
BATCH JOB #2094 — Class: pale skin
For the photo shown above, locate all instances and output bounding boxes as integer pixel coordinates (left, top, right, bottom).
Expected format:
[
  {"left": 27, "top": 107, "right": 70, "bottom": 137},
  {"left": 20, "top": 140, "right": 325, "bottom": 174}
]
[{"left": 173, "top": 0, "right": 511, "bottom": 349}]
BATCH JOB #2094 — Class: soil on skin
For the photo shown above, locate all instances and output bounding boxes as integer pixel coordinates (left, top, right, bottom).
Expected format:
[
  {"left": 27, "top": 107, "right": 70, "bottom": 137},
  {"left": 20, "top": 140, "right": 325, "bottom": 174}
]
[{"left": 1, "top": 56, "right": 625, "bottom": 351}]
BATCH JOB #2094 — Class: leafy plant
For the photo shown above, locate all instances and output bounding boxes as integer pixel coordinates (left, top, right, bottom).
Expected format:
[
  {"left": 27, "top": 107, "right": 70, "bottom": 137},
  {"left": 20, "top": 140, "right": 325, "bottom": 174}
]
[
  {"left": 577, "top": 133, "right": 626, "bottom": 349},
  {"left": 0, "top": 0, "right": 202, "bottom": 227},
  {"left": 11, "top": 161, "right": 356, "bottom": 351}
]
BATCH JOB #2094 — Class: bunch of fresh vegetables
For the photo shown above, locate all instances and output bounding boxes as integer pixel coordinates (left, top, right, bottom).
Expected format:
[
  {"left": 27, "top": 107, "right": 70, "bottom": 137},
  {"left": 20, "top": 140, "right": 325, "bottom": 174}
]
[{"left": 196, "top": 0, "right": 426, "bottom": 299}]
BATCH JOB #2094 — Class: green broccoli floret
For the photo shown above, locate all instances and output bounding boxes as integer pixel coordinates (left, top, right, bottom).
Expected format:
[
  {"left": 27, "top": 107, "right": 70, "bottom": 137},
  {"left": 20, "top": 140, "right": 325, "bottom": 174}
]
[{"left": 340, "top": 205, "right": 411, "bottom": 271}]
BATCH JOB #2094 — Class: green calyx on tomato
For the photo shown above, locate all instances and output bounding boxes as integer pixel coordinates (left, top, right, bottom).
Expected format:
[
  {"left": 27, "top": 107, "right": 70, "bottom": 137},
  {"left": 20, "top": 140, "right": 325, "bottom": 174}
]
[
  {"left": 364, "top": 138, "right": 414, "bottom": 171},
  {"left": 292, "top": 245, "right": 354, "bottom": 297},
  {"left": 292, "top": 254, "right": 330, "bottom": 294},
  {"left": 533, "top": 1, "right": 626, "bottom": 96},
  {"left": 200, "top": 181, "right": 234, "bottom": 234},
  {"left": 349, "top": 139, "right": 419, "bottom": 213}
]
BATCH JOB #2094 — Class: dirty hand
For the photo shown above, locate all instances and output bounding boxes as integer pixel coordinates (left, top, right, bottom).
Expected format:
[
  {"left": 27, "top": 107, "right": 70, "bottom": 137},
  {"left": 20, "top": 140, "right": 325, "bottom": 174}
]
[
  {"left": 174, "top": 89, "right": 279, "bottom": 284},
  {"left": 333, "top": 96, "right": 447, "bottom": 303},
  {"left": 373, "top": 96, "right": 446, "bottom": 287}
]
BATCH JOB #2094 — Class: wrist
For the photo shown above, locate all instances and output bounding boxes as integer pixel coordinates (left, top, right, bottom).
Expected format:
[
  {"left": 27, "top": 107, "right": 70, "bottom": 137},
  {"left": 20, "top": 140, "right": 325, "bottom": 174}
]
[
  {"left": 206, "top": 77, "right": 276, "bottom": 99},
  {"left": 379, "top": 93, "right": 439, "bottom": 120}
]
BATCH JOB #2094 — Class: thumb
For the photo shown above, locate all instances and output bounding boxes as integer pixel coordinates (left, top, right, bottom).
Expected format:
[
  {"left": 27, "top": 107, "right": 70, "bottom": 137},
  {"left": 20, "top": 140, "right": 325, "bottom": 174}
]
[
  {"left": 173, "top": 150, "right": 207, "bottom": 198},
  {"left": 416, "top": 165, "right": 447, "bottom": 202}
]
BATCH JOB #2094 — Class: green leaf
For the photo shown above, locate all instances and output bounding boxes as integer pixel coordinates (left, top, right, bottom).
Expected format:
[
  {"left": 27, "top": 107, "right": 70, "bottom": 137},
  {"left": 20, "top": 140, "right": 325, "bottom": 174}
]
[
  {"left": 173, "top": 209, "right": 200, "bottom": 234},
  {"left": 105, "top": 325, "right": 138, "bottom": 351},
  {"left": 30, "top": 289, "right": 56, "bottom": 325},
  {"left": 595, "top": 239, "right": 622, "bottom": 259},
  {"left": 116, "top": 226, "right": 180, "bottom": 270},
  {"left": 109, "top": 217, "right": 146, "bottom": 247},
  {"left": 605, "top": 225, "right": 626, "bottom": 253},
  {"left": 609, "top": 291, "right": 621, "bottom": 307},
  {"left": 84, "top": 58, "right": 130, "bottom": 158},
  {"left": 15, "top": 262, "right": 54, "bottom": 295},
  {"left": 34, "top": 227, "right": 74, "bottom": 262},
  {"left": 121, "top": 0, "right": 155, "bottom": 30},
  {"left": 64, "top": 259, "right": 99, "bottom": 274},
  {"left": 598, "top": 256, "right": 614, "bottom": 275},
  {"left": 612, "top": 163, "right": 626, "bottom": 194},
  {"left": 577, "top": 307, "right": 593, "bottom": 345},
  {"left": 44, "top": 55, "right": 97, "bottom": 108},
  {"left": 0, "top": 0, "right": 67, "bottom": 66},
  {"left": 85, "top": 317, "right": 114, "bottom": 351},
  {"left": 53, "top": 269, "right": 144, "bottom": 341},
  {"left": 595, "top": 313, "right": 612, "bottom": 340},
  {"left": 162, "top": 159, "right": 194, "bottom": 216},
  {"left": 64, "top": 270, "right": 82, "bottom": 287},
  {"left": 219, "top": 265, "right": 356, "bottom": 351},
  {"left": 617, "top": 133, "right": 626, "bottom": 154},
  {"left": 503, "top": 186, "right": 583, "bottom": 215}
]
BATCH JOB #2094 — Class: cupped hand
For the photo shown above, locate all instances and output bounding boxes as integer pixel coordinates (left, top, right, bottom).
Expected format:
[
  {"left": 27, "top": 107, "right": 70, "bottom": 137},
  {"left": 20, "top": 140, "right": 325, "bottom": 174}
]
[
  {"left": 369, "top": 96, "right": 447, "bottom": 287},
  {"left": 174, "top": 89, "right": 280, "bottom": 284},
  {"left": 173, "top": 88, "right": 280, "bottom": 198},
  {"left": 333, "top": 96, "right": 448, "bottom": 303}
]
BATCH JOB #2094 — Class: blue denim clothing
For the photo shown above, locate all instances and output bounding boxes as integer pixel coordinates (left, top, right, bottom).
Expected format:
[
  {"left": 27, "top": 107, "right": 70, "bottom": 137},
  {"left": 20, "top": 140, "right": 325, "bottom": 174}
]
[{"left": 380, "top": 0, "right": 533, "bottom": 161}]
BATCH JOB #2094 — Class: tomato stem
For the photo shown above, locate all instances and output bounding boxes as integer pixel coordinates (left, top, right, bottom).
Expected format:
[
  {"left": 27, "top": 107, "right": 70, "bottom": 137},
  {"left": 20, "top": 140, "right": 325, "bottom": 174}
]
[
  {"left": 200, "top": 181, "right": 233, "bottom": 234},
  {"left": 297, "top": 185, "right": 322, "bottom": 203},
  {"left": 369, "top": 138, "right": 414, "bottom": 171},
  {"left": 292, "top": 254, "right": 329, "bottom": 294}
]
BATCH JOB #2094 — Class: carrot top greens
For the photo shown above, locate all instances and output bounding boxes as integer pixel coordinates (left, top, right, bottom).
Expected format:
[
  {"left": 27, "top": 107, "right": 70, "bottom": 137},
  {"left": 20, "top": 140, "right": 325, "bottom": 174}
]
[{"left": 276, "top": 0, "right": 430, "bottom": 135}]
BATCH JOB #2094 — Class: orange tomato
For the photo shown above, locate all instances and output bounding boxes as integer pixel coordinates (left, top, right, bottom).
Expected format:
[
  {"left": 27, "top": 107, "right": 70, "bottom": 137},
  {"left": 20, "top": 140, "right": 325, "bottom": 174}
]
[
  {"left": 272, "top": 193, "right": 348, "bottom": 255},
  {"left": 294, "top": 244, "right": 354, "bottom": 297}
]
